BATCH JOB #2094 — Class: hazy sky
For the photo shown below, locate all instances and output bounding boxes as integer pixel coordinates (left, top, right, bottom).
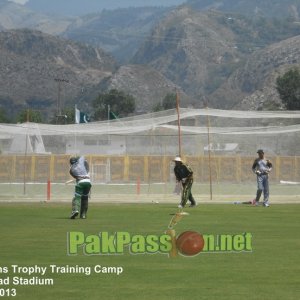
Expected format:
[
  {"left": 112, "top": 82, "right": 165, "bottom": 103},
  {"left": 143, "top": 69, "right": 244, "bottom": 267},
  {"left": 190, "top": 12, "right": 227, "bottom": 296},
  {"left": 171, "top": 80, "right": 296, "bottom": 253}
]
[
  {"left": 9, "top": 0, "right": 186, "bottom": 5},
  {"left": 8, "top": 0, "right": 187, "bottom": 16},
  {"left": 8, "top": 0, "right": 28, "bottom": 4}
]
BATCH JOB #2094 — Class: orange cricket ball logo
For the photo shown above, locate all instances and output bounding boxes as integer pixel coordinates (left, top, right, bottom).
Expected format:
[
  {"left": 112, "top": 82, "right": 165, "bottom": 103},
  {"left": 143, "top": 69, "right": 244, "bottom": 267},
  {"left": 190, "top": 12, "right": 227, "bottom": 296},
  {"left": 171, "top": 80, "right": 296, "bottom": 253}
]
[{"left": 176, "top": 231, "right": 205, "bottom": 256}]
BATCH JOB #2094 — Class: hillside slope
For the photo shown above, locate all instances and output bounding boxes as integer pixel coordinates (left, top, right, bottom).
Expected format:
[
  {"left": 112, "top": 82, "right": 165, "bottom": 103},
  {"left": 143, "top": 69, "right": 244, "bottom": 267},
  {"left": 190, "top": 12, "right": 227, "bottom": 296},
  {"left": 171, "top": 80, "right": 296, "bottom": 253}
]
[
  {"left": 0, "top": 29, "right": 117, "bottom": 119},
  {"left": 186, "top": 0, "right": 300, "bottom": 19},
  {"left": 132, "top": 6, "right": 300, "bottom": 106},
  {"left": 210, "top": 35, "right": 300, "bottom": 109}
]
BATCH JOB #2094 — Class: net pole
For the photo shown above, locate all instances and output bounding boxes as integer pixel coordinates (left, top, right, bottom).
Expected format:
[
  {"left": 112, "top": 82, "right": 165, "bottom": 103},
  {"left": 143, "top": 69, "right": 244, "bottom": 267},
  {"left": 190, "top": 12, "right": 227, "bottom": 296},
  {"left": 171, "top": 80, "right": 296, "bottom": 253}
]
[
  {"left": 205, "top": 105, "right": 213, "bottom": 200},
  {"left": 23, "top": 109, "right": 29, "bottom": 195},
  {"left": 147, "top": 130, "right": 151, "bottom": 196},
  {"left": 47, "top": 179, "right": 51, "bottom": 201},
  {"left": 107, "top": 104, "right": 111, "bottom": 145},
  {"left": 176, "top": 90, "right": 182, "bottom": 157}
]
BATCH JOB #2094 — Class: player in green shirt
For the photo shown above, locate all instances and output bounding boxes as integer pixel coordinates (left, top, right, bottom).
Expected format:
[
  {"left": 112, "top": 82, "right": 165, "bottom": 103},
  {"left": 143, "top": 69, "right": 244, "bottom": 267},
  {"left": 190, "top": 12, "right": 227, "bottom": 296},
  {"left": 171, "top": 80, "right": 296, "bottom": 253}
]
[{"left": 173, "top": 156, "right": 197, "bottom": 209}]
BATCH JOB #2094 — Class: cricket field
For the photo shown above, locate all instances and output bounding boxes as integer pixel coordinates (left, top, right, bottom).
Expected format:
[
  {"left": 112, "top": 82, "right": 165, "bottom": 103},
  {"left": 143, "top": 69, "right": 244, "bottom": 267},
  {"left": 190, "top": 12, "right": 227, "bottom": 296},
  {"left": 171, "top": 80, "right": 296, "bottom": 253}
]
[{"left": 0, "top": 202, "right": 299, "bottom": 300}]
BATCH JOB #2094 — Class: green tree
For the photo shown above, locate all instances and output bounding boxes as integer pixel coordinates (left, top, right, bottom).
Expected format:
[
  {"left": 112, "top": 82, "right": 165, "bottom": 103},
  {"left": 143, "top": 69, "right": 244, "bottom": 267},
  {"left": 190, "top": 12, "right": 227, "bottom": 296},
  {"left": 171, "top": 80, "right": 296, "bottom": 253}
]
[
  {"left": 152, "top": 93, "right": 177, "bottom": 112},
  {"left": 162, "top": 93, "right": 176, "bottom": 109},
  {"left": 276, "top": 68, "right": 300, "bottom": 110},
  {"left": 50, "top": 107, "right": 76, "bottom": 124},
  {"left": 63, "top": 107, "right": 76, "bottom": 124},
  {"left": 0, "top": 108, "right": 9, "bottom": 123},
  {"left": 17, "top": 109, "right": 43, "bottom": 123},
  {"left": 92, "top": 89, "right": 136, "bottom": 120},
  {"left": 152, "top": 102, "right": 163, "bottom": 112}
]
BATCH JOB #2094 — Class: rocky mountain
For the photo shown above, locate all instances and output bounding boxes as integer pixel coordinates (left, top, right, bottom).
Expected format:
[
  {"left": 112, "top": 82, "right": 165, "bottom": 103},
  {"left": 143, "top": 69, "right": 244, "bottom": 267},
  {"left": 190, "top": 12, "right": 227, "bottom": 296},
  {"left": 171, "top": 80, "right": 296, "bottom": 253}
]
[
  {"left": 103, "top": 64, "right": 191, "bottom": 112},
  {"left": 63, "top": 7, "right": 171, "bottom": 63},
  {"left": 0, "top": 0, "right": 74, "bottom": 35},
  {"left": 0, "top": 29, "right": 189, "bottom": 120},
  {"left": 132, "top": 7, "right": 239, "bottom": 103},
  {"left": 2, "top": 0, "right": 300, "bottom": 117},
  {"left": 132, "top": 5, "right": 300, "bottom": 106},
  {"left": 0, "top": 1, "right": 174, "bottom": 63},
  {"left": 210, "top": 35, "right": 300, "bottom": 110},
  {"left": 0, "top": 29, "right": 117, "bottom": 120},
  {"left": 186, "top": 0, "right": 300, "bottom": 19}
]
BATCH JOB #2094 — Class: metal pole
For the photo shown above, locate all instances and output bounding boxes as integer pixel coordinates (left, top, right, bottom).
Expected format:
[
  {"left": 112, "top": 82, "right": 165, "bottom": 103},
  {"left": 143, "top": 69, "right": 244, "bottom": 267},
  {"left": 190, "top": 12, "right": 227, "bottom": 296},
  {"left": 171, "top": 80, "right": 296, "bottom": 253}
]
[
  {"left": 176, "top": 90, "right": 182, "bottom": 157},
  {"left": 205, "top": 104, "right": 213, "bottom": 200},
  {"left": 23, "top": 109, "right": 29, "bottom": 195},
  {"left": 107, "top": 104, "right": 110, "bottom": 144}
]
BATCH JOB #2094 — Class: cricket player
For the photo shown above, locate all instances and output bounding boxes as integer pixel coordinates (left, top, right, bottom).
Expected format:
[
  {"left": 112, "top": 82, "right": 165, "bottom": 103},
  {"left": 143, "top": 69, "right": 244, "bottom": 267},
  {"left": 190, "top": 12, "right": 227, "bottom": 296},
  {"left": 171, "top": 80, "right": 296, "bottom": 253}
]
[
  {"left": 252, "top": 149, "right": 272, "bottom": 207},
  {"left": 173, "top": 156, "right": 196, "bottom": 209},
  {"left": 69, "top": 156, "right": 92, "bottom": 219}
]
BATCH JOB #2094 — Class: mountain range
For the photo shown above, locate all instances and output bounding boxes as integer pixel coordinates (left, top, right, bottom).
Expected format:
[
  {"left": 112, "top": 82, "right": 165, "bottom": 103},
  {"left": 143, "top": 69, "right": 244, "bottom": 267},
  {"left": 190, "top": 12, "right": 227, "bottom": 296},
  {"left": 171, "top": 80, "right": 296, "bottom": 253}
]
[
  {"left": 186, "top": 0, "right": 300, "bottom": 19},
  {"left": 62, "top": 7, "right": 172, "bottom": 63},
  {"left": 0, "top": 28, "right": 184, "bottom": 119},
  {"left": 132, "top": 6, "right": 300, "bottom": 104},
  {"left": 0, "top": 29, "right": 116, "bottom": 118},
  {"left": 1, "top": 0, "right": 300, "bottom": 121},
  {"left": 25, "top": 0, "right": 187, "bottom": 16}
]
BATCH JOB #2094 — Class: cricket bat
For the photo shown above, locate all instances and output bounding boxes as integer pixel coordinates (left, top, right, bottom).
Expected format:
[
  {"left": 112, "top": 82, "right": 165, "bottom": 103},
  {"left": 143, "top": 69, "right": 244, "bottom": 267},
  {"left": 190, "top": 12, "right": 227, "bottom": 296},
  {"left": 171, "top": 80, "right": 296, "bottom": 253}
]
[{"left": 65, "top": 179, "right": 75, "bottom": 185}]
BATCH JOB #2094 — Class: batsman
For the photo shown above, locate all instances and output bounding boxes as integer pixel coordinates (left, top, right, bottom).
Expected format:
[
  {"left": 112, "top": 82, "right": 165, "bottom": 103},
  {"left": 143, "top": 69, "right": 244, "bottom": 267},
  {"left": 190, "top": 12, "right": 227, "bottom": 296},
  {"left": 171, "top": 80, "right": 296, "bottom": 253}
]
[
  {"left": 68, "top": 156, "right": 92, "bottom": 219},
  {"left": 173, "top": 156, "right": 197, "bottom": 209}
]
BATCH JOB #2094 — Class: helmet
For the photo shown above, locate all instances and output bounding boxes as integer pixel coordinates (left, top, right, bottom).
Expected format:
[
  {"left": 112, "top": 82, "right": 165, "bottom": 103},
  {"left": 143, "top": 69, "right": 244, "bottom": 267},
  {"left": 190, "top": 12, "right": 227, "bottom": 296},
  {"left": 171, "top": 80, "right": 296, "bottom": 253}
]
[{"left": 69, "top": 157, "right": 78, "bottom": 165}]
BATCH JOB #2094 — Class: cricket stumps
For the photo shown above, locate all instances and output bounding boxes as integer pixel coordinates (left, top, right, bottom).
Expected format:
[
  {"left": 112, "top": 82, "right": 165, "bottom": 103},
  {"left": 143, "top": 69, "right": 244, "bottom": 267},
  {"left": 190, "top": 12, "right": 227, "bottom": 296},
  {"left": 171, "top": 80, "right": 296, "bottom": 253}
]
[
  {"left": 166, "top": 210, "right": 190, "bottom": 258},
  {"left": 166, "top": 229, "right": 178, "bottom": 258},
  {"left": 168, "top": 211, "right": 189, "bottom": 229},
  {"left": 168, "top": 212, "right": 183, "bottom": 229}
]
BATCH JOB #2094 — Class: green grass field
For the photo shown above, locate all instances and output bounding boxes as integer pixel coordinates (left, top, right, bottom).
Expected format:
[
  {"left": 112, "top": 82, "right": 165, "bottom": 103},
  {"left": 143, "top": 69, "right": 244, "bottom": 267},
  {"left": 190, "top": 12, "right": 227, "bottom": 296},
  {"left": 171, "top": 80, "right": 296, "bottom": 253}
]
[{"left": 1, "top": 203, "right": 300, "bottom": 300}]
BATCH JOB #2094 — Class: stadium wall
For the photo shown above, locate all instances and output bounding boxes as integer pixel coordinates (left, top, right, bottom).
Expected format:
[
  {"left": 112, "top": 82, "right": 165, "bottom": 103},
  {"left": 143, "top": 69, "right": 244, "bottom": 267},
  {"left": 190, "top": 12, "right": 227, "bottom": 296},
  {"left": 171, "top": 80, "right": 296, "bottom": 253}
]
[{"left": 0, "top": 154, "right": 299, "bottom": 184}]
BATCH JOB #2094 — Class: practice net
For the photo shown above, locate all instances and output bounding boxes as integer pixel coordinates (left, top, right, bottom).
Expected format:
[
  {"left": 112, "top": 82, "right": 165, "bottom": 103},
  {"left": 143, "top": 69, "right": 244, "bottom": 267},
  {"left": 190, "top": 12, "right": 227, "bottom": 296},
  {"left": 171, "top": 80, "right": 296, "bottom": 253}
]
[{"left": 0, "top": 108, "right": 300, "bottom": 203}]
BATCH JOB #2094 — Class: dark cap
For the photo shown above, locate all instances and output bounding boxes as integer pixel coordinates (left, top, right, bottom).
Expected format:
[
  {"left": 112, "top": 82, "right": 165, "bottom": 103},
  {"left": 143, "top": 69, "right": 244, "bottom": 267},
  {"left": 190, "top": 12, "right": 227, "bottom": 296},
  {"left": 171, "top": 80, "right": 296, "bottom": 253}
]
[
  {"left": 69, "top": 156, "right": 79, "bottom": 165},
  {"left": 257, "top": 149, "right": 264, "bottom": 154}
]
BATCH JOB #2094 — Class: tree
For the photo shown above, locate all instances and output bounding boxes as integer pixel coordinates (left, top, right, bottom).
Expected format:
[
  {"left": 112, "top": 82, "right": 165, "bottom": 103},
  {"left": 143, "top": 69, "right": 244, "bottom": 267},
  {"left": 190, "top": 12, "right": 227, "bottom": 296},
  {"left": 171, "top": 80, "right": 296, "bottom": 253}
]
[
  {"left": 0, "top": 108, "right": 9, "bottom": 123},
  {"left": 152, "top": 93, "right": 177, "bottom": 112},
  {"left": 49, "top": 107, "right": 76, "bottom": 124},
  {"left": 162, "top": 93, "right": 177, "bottom": 109},
  {"left": 17, "top": 109, "right": 43, "bottom": 123},
  {"left": 152, "top": 102, "right": 163, "bottom": 112},
  {"left": 63, "top": 107, "right": 76, "bottom": 124},
  {"left": 276, "top": 68, "right": 300, "bottom": 110},
  {"left": 92, "top": 89, "right": 136, "bottom": 120}
]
